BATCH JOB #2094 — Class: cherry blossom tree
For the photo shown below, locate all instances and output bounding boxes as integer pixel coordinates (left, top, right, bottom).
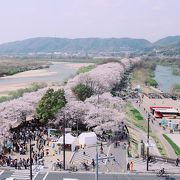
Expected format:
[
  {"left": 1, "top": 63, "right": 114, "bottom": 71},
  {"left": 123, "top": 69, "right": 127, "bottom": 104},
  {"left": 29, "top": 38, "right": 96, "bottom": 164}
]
[
  {"left": 0, "top": 88, "right": 48, "bottom": 132},
  {"left": 64, "top": 58, "right": 141, "bottom": 102},
  {"left": 0, "top": 58, "right": 141, "bottom": 137}
]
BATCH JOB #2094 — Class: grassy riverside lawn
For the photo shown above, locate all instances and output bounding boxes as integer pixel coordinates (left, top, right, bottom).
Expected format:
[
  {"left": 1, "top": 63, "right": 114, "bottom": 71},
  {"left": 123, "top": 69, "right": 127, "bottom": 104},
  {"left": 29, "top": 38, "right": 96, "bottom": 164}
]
[
  {"left": 0, "top": 82, "right": 47, "bottom": 103},
  {"left": 124, "top": 102, "right": 147, "bottom": 157},
  {"left": 151, "top": 134, "right": 167, "bottom": 157},
  {"left": 163, "top": 134, "right": 180, "bottom": 156},
  {"left": 130, "top": 63, "right": 158, "bottom": 94},
  {"left": 124, "top": 102, "right": 167, "bottom": 157},
  {"left": 127, "top": 127, "right": 139, "bottom": 157},
  {"left": 124, "top": 102, "right": 148, "bottom": 132},
  {"left": 76, "top": 64, "right": 96, "bottom": 74}
]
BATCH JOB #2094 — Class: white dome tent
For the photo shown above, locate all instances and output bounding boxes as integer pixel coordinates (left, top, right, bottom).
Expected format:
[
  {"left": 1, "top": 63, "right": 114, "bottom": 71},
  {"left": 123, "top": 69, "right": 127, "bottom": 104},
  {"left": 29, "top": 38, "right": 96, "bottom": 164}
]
[
  {"left": 78, "top": 132, "right": 97, "bottom": 147},
  {"left": 56, "top": 133, "right": 77, "bottom": 152}
]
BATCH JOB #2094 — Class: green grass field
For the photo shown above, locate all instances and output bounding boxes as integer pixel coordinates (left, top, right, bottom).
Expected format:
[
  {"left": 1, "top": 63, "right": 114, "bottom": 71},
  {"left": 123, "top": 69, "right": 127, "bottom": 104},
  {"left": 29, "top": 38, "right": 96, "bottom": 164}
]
[
  {"left": 0, "top": 83, "right": 47, "bottom": 103},
  {"left": 124, "top": 102, "right": 167, "bottom": 157},
  {"left": 124, "top": 102, "right": 147, "bottom": 132},
  {"left": 77, "top": 64, "right": 96, "bottom": 74},
  {"left": 163, "top": 134, "right": 180, "bottom": 156}
]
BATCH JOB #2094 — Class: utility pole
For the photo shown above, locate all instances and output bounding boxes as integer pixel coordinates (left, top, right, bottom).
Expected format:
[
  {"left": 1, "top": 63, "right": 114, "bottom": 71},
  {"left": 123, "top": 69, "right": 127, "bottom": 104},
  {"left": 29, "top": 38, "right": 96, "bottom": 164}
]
[
  {"left": 95, "top": 145, "right": 98, "bottom": 180},
  {"left": 146, "top": 113, "right": 150, "bottom": 171},
  {"left": 29, "top": 133, "right": 35, "bottom": 180},
  {"left": 95, "top": 146, "right": 115, "bottom": 180},
  {"left": 76, "top": 119, "right": 79, "bottom": 137},
  {"left": 29, "top": 138, "right": 33, "bottom": 180},
  {"left": 63, "top": 114, "right": 66, "bottom": 170}
]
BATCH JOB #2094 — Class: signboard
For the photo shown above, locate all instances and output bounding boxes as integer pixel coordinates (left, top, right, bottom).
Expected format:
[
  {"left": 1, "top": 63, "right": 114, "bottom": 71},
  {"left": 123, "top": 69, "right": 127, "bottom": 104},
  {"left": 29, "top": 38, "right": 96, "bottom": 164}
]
[
  {"left": 65, "top": 128, "right": 71, "bottom": 133},
  {"left": 145, "top": 143, "right": 155, "bottom": 147}
]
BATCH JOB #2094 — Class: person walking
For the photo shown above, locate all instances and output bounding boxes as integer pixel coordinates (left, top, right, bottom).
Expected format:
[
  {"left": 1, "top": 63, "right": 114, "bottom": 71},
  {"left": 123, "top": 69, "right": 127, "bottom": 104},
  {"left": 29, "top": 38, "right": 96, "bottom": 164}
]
[
  {"left": 130, "top": 161, "right": 134, "bottom": 172},
  {"left": 91, "top": 159, "right": 95, "bottom": 170},
  {"left": 127, "top": 162, "right": 130, "bottom": 171},
  {"left": 176, "top": 158, "right": 179, "bottom": 166},
  {"left": 23, "top": 159, "right": 27, "bottom": 169}
]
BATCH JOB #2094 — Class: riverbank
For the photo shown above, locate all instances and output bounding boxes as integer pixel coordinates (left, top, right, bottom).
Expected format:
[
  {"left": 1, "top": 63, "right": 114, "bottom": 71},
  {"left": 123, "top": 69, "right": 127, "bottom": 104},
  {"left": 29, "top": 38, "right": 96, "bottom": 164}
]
[
  {"left": 0, "top": 62, "right": 92, "bottom": 96},
  {"left": 1, "top": 69, "right": 57, "bottom": 79},
  {"left": 0, "top": 82, "right": 48, "bottom": 103},
  {"left": 0, "top": 59, "right": 50, "bottom": 77},
  {"left": 1, "top": 62, "right": 92, "bottom": 79},
  {"left": 131, "top": 61, "right": 180, "bottom": 94},
  {"left": 130, "top": 61, "right": 158, "bottom": 94}
]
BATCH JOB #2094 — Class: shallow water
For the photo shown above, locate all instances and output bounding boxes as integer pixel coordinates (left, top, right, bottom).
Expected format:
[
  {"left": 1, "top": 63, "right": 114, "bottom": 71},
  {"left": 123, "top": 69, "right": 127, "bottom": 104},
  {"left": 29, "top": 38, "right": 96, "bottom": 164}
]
[
  {"left": 0, "top": 62, "right": 77, "bottom": 85},
  {"left": 154, "top": 65, "right": 180, "bottom": 93}
]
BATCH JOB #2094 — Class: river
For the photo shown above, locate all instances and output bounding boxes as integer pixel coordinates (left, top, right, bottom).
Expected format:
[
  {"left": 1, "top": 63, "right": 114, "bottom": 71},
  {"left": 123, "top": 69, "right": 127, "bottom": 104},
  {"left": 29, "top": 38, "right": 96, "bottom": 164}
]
[
  {"left": 0, "top": 62, "right": 78, "bottom": 85},
  {"left": 154, "top": 65, "right": 180, "bottom": 93},
  {"left": 0, "top": 62, "right": 89, "bottom": 95}
]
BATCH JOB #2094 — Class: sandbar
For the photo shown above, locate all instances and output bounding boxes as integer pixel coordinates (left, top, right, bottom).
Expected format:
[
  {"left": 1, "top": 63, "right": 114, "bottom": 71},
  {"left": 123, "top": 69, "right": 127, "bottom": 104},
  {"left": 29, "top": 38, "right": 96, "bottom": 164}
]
[{"left": 1, "top": 69, "right": 57, "bottom": 79}]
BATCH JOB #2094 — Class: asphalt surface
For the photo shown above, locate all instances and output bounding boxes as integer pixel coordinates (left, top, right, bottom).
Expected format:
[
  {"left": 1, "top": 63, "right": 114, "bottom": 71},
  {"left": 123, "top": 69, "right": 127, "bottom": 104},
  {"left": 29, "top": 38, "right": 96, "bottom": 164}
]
[
  {"left": 34, "top": 172, "right": 47, "bottom": 180},
  {"left": 0, "top": 170, "right": 13, "bottom": 180},
  {"left": 42, "top": 172, "right": 180, "bottom": 180},
  {"left": 1, "top": 170, "right": 180, "bottom": 180}
]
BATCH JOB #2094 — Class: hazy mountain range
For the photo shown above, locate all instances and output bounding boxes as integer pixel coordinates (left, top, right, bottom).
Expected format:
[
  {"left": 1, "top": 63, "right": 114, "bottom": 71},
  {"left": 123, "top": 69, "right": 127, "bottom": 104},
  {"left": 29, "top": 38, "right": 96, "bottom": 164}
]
[{"left": 0, "top": 36, "right": 179, "bottom": 56}]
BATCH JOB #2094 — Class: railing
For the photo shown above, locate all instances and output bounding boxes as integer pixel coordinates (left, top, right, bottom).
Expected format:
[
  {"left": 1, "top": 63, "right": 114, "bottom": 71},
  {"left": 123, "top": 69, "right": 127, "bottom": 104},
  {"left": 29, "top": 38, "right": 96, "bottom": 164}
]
[{"left": 150, "top": 155, "right": 177, "bottom": 164}]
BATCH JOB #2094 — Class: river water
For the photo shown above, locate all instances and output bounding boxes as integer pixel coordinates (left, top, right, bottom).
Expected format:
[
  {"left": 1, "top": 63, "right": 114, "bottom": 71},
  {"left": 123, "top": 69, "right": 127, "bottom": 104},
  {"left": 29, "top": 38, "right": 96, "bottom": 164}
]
[
  {"left": 154, "top": 65, "right": 180, "bottom": 93},
  {"left": 1, "top": 63, "right": 179, "bottom": 94},
  {"left": 0, "top": 62, "right": 77, "bottom": 85}
]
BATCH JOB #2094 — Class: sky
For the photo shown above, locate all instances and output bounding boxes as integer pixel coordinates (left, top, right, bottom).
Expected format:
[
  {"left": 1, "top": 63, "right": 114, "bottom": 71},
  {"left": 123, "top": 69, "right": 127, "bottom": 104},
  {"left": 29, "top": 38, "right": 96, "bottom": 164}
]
[{"left": 0, "top": 0, "right": 179, "bottom": 44}]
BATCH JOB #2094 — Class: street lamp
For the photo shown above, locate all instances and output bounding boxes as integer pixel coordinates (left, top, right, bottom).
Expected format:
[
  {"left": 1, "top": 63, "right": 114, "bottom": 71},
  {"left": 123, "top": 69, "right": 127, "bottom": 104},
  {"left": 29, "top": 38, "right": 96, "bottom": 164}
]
[
  {"left": 95, "top": 143, "right": 115, "bottom": 180},
  {"left": 29, "top": 138, "right": 35, "bottom": 180},
  {"left": 28, "top": 132, "right": 35, "bottom": 180},
  {"left": 146, "top": 113, "right": 150, "bottom": 171},
  {"left": 95, "top": 144, "right": 99, "bottom": 180},
  {"left": 57, "top": 110, "right": 66, "bottom": 170},
  {"left": 63, "top": 114, "right": 66, "bottom": 170}
]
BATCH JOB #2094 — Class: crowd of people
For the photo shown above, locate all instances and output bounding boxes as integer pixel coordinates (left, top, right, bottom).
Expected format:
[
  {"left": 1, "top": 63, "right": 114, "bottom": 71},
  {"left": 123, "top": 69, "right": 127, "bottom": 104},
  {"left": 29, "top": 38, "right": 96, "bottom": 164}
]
[
  {"left": 0, "top": 155, "right": 29, "bottom": 169},
  {"left": 0, "top": 122, "right": 49, "bottom": 169},
  {"left": 0, "top": 121, "right": 131, "bottom": 173}
]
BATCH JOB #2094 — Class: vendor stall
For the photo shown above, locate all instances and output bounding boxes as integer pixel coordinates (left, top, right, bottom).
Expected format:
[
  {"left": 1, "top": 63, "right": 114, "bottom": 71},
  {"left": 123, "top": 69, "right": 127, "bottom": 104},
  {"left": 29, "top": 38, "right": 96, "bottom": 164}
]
[{"left": 78, "top": 132, "right": 97, "bottom": 146}]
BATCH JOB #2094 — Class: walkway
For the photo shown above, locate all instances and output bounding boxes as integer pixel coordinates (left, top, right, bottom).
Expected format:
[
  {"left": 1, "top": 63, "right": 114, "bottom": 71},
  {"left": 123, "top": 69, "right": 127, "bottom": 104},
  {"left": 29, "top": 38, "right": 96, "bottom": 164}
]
[
  {"left": 131, "top": 99, "right": 177, "bottom": 158},
  {"left": 126, "top": 121, "right": 161, "bottom": 156},
  {"left": 129, "top": 157, "right": 180, "bottom": 173},
  {"left": 71, "top": 143, "right": 127, "bottom": 173}
]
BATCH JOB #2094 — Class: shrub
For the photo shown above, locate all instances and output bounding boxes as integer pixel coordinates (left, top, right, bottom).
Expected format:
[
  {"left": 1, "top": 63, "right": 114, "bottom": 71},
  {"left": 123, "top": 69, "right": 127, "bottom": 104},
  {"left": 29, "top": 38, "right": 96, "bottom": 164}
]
[{"left": 73, "top": 83, "right": 93, "bottom": 101}]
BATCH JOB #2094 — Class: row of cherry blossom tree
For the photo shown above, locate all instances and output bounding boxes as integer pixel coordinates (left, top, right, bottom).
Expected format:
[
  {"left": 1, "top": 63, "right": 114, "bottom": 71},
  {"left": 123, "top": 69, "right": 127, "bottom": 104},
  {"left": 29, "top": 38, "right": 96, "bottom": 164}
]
[
  {"left": 56, "top": 58, "right": 141, "bottom": 134},
  {"left": 0, "top": 58, "right": 141, "bottom": 137}
]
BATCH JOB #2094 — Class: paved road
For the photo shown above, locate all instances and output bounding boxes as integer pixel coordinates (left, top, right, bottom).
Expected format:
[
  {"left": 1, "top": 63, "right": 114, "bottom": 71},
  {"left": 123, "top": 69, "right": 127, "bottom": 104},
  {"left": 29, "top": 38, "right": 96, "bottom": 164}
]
[
  {"left": 0, "top": 169, "right": 36, "bottom": 180},
  {"left": 0, "top": 170, "right": 13, "bottom": 180},
  {"left": 71, "top": 143, "right": 127, "bottom": 173},
  {"left": 1, "top": 170, "right": 180, "bottom": 180},
  {"left": 40, "top": 172, "right": 180, "bottom": 180}
]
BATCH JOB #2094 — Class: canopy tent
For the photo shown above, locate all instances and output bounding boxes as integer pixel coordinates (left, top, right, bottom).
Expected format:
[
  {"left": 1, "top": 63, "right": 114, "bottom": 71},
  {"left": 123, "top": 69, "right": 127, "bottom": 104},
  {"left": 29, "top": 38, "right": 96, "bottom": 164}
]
[
  {"left": 160, "top": 118, "right": 168, "bottom": 126},
  {"left": 78, "top": 132, "right": 97, "bottom": 146},
  {"left": 56, "top": 133, "right": 77, "bottom": 151}
]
